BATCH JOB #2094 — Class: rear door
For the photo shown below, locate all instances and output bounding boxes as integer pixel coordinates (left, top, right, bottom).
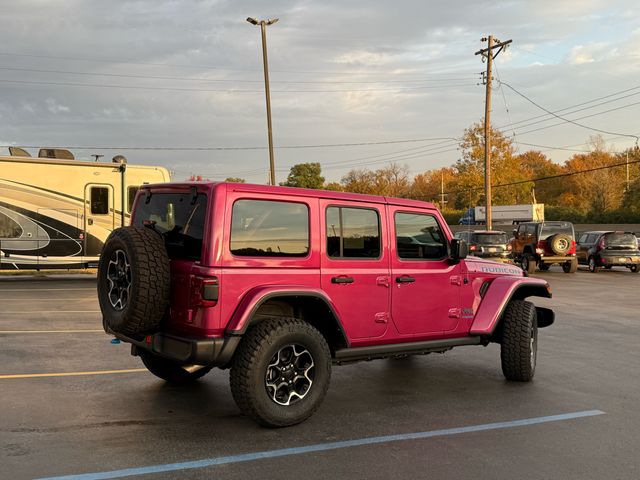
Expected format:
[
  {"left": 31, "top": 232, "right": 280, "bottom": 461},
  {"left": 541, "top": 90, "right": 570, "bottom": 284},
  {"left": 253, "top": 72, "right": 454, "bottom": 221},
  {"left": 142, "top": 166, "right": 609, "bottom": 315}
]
[
  {"left": 84, "top": 184, "right": 115, "bottom": 258},
  {"left": 389, "top": 206, "right": 461, "bottom": 336},
  {"left": 320, "top": 200, "right": 390, "bottom": 340}
]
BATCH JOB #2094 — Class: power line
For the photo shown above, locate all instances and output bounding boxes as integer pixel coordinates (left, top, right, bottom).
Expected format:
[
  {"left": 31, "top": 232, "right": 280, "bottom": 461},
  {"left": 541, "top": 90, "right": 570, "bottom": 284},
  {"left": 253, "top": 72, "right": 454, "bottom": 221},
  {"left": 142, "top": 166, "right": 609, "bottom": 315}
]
[
  {"left": 0, "top": 51, "right": 478, "bottom": 77},
  {"left": 0, "top": 66, "right": 475, "bottom": 84},
  {"left": 1, "top": 136, "right": 460, "bottom": 152},
  {"left": 499, "top": 81, "right": 640, "bottom": 143},
  {"left": 0, "top": 78, "right": 476, "bottom": 94}
]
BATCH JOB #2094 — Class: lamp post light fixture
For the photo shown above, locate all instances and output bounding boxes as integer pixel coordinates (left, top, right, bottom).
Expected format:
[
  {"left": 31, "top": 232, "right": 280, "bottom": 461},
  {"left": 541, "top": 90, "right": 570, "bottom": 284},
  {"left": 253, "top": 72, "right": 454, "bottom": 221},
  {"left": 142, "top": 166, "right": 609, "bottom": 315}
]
[{"left": 246, "top": 17, "right": 279, "bottom": 186}]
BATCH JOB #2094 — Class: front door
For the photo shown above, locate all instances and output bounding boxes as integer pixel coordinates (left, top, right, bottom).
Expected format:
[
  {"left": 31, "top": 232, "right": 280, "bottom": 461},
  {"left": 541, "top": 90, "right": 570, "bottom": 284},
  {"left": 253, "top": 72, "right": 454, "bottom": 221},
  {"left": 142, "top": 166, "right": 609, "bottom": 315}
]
[
  {"left": 389, "top": 207, "right": 460, "bottom": 336},
  {"left": 84, "top": 184, "right": 115, "bottom": 258},
  {"left": 320, "top": 200, "right": 390, "bottom": 340}
]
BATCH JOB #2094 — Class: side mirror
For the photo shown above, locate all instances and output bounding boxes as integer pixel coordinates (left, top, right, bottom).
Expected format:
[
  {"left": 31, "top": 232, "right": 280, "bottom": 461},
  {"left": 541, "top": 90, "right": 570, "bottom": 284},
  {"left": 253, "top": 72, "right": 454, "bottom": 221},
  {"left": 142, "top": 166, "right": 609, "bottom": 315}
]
[{"left": 450, "top": 238, "right": 468, "bottom": 264}]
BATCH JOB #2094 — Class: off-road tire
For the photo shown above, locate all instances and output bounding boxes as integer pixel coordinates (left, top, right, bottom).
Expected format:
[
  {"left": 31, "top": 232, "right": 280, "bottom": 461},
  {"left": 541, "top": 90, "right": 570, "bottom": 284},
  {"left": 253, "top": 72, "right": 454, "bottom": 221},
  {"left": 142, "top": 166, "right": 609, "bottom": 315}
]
[
  {"left": 501, "top": 300, "right": 538, "bottom": 382},
  {"left": 230, "top": 318, "right": 331, "bottom": 428},
  {"left": 562, "top": 258, "right": 578, "bottom": 273},
  {"left": 538, "top": 263, "right": 550, "bottom": 271},
  {"left": 522, "top": 254, "right": 536, "bottom": 274},
  {"left": 548, "top": 234, "right": 572, "bottom": 255},
  {"left": 139, "top": 350, "right": 212, "bottom": 384},
  {"left": 97, "top": 226, "right": 170, "bottom": 336},
  {"left": 588, "top": 256, "right": 598, "bottom": 273}
]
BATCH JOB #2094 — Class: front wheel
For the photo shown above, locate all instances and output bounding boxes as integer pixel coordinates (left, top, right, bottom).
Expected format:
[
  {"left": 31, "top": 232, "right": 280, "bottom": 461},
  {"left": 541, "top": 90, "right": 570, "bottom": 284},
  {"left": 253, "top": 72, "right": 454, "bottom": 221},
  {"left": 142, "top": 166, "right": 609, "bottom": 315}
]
[
  {"left": 230, "top": 318, "right": 331, "bottom": 427},
  {"left": 501, "top": 300, "right": 538, "bottom": 382},
  {"left": 139, "top": 350, "right": 212, "bottom": 384},
  {"left": 538, "top": 263, "right": 550, "bottom": 271},
  {"left": 630, "top": 265, "right": 639, "bottom": 273}
]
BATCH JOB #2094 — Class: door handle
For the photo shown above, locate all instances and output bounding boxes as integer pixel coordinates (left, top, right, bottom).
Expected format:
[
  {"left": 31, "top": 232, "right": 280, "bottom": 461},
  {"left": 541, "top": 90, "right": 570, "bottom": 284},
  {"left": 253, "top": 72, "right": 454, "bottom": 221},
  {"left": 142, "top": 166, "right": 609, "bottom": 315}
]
[
  {"left": 396, "top": 276, "right": 415, "bottom": 283},
  {"left": 331, "top": 276, "right": 354, "bottom": 284}
]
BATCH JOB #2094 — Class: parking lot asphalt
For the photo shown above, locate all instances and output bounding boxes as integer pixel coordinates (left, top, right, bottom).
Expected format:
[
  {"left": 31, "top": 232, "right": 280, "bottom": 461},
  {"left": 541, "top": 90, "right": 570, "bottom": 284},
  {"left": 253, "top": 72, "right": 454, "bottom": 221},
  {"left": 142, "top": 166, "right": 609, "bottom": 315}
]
[{"left": 1, "top": 268, "right": 639, "bottom": 480}]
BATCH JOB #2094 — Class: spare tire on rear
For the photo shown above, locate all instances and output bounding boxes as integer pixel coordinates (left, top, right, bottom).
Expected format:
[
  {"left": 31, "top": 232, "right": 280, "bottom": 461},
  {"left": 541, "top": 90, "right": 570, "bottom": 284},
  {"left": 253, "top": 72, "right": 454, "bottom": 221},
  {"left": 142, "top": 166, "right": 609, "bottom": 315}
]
[
  {"left": 97, "top": 226, "right": 170, "bottom": 336},
  {"left": 548, "top": 233, "right": 571, "bottom": 255}
]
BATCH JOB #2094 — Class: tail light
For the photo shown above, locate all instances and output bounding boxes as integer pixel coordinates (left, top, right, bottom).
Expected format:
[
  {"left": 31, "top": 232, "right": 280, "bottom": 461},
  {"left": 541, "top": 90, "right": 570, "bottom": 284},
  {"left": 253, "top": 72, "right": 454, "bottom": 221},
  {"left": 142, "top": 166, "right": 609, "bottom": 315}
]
[
  {"left": 568, "top": 240, "right": 577, "bottom": 255},
  {"left": 190, "top": 275, "right": 219, "bottom": 308},
  {"left": 536, "top": 240, "right": 547, "bottom": 254},
  {"left": 469, "top": 244, "right": 477, "bottom": 252}
]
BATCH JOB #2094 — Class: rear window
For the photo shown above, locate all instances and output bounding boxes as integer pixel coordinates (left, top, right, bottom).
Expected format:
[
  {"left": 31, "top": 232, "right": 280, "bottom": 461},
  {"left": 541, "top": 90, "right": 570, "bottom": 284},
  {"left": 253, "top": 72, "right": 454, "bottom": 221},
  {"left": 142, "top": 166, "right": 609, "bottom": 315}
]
[
  {"left": 471, "top": 232, "right": 507, "bottom": 244},
  {"left": 539, "top": 222, "right": 573, "bottom": 239},
  {"left": 603, "top": 233, "right": 637, "bottom": 248},
  {"left": 132, "top": 192, "right": 207, "bottom": 260}
]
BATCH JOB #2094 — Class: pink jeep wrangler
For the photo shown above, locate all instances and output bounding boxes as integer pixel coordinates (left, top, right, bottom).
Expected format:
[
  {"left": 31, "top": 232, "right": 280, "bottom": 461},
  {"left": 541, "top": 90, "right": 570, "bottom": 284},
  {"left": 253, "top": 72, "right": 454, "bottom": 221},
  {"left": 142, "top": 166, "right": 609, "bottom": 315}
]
[{"left": 98, "top": 182, "right": 554, "bottom": 427}]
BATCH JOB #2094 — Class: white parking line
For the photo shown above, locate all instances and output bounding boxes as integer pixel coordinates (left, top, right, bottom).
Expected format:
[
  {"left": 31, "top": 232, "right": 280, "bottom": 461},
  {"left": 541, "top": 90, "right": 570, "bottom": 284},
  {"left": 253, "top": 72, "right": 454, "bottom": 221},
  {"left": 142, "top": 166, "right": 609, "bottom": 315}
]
[{"left": 1, "top": 311, "right": 100, "bottom": 314}]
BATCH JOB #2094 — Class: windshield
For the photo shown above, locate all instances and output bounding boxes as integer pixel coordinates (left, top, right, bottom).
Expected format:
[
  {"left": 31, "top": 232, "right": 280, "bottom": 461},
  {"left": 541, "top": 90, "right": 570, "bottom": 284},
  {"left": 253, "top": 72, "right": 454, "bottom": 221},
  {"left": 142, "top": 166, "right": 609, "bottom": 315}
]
[
  {"left": 604, "top": 233, "right": 637, "bottom": 248},
  {"left": 132, "top": 192, "right": 207, "bottom": 260},
  {"left": 472, "top": 233, "right": 507, "bottom": 244},
  {"left": 539, "top": 222, "right": 573, "bottom": 240}
]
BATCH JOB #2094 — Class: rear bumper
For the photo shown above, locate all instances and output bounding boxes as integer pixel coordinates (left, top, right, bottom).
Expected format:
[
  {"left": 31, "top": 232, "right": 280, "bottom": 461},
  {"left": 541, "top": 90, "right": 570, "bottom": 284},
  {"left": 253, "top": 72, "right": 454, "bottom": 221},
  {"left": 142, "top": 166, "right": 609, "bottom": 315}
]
[
  {"left": 538, "top": 255, "right": 575, "bottom": 263},
  {"left": 598, "top": 255, "right": 640, "bottom": 266},
  {"left": 112, "top": 331, "right": 240, "bottom": 366}
]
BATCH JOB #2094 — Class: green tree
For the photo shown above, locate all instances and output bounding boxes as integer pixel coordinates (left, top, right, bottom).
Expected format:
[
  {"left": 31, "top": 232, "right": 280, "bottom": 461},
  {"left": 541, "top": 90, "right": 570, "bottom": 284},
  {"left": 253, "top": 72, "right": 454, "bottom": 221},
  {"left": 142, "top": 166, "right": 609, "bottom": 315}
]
[{"left": 281, "top": 163, "right": 325, "bottom": 189}]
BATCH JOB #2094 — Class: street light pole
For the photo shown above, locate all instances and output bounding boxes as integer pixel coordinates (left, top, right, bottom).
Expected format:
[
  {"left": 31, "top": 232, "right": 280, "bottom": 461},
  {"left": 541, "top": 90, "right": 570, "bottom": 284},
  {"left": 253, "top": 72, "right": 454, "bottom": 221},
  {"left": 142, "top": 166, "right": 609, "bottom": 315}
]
[{"left": 247, "top": 17, "right": 278, "bottom": 186}]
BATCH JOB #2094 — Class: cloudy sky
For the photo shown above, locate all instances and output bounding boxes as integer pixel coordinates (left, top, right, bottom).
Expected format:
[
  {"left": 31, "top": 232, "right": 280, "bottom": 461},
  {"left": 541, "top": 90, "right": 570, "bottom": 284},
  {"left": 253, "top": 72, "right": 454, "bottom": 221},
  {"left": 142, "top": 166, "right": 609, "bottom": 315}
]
[{"left": 0, "top": 0, "right": 639, "bottom": 183}]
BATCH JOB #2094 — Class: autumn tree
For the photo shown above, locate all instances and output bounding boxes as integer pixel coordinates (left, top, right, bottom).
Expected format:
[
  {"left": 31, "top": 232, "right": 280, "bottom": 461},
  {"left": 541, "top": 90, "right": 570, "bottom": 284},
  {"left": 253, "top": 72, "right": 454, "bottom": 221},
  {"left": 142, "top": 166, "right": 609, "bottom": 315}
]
[
  {"left": 340, "top": 169, "right": 378, "bottom": 194},
  {"left": 281, "top": 163, "right": 325, "bottom": 189},
  {"left": 516, "top": 151, "right": 564, "bottom": 205},
  {"left": 373, "top": 163, "right": 410, "bottom": 197},
  {"left": 409, "top": 167, "right": 459, "bottom": 208},
  {"left": 454, "top": 121, "right": 532, "bottom": 208}
]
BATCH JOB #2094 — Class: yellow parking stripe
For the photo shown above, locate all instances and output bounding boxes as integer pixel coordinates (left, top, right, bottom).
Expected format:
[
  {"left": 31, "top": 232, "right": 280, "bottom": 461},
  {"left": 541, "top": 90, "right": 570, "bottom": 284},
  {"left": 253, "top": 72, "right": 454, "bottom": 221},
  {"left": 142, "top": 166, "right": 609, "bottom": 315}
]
[
  {"left": 0, "top": 368, "right": 147, "bottom": 379},
  {"left": 0, "top": 329, "right": 103, "bottom": 334}
]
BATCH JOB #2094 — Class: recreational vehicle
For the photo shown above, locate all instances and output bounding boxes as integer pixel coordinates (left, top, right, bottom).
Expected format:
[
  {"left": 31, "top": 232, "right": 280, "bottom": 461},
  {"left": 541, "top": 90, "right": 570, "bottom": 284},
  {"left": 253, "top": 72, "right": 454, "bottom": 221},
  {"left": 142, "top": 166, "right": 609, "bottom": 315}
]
[{"left": 0, "top": 148, "right": 170, "bottom": 269}]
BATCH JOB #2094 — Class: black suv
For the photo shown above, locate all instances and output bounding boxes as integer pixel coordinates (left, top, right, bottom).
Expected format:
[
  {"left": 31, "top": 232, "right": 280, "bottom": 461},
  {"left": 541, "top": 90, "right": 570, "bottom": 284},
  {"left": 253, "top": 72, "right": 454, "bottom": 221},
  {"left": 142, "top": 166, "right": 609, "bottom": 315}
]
[
  {"left": 454, "top": 230, "right": 512, "bottom": 263},
  {"left": 577, "top": 231, "right": 640, "bottom": 273},
  {"left": 509, "top": 221, "right": 577, "bottom": 274}
]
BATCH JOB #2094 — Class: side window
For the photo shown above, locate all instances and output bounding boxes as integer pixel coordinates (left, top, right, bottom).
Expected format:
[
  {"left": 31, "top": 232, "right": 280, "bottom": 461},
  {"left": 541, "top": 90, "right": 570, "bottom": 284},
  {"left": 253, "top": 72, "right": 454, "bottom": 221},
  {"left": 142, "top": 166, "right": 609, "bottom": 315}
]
[
  {"left": 326, "top": 206, "right": 380, "bottom": 259},
  {"left": 127, "top": 186, "right": 140, "bottom": 213},
  {"left": 395, "top": 212, "right": 447, "bottom": 260},
  {"left": 578, "top": 234, "right": 588, "bottom": 243},
  {"left": 90, "top": 187, "right": 109, "bottom": 215},
  {"left": 230, "top": 200, "right": 309, "bottom": 257},
  {"left": 527, "top": 224, "right": 536, "bottom": 236}
]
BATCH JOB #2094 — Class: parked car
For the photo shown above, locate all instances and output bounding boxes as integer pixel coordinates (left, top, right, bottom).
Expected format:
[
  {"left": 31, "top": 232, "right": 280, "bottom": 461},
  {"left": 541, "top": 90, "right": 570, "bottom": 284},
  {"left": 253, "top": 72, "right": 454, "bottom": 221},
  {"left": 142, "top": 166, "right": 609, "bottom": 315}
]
[
  {"left": 577, "top": 231, "right": 640, "bottom": 273},
  {"left": 509, "top": 221, "right": 577, "bottom": 274},
  {"left": 97, "top": 182, "right": 554, "bottom": 427},
  {"left": 454, "top": 230, "right": 513, "bottom": 263}
]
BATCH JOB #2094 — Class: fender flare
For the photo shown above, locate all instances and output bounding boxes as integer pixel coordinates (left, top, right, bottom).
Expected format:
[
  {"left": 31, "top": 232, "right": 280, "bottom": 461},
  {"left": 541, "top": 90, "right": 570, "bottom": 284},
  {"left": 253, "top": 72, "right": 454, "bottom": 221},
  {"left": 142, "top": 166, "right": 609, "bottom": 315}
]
[
  {"left": 225, "top": 285, "right": 349, "bottom": 346},
  {"left": 469, "top": 276, "right": 553, "bottom": 336}
]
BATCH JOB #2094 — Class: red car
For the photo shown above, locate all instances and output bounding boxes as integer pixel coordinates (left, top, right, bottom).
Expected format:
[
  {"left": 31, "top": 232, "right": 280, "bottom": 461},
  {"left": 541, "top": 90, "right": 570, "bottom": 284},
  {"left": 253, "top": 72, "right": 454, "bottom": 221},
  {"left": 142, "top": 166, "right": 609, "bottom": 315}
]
[{"left": 98, "top": 182, "right": 554, "bottom": 427}]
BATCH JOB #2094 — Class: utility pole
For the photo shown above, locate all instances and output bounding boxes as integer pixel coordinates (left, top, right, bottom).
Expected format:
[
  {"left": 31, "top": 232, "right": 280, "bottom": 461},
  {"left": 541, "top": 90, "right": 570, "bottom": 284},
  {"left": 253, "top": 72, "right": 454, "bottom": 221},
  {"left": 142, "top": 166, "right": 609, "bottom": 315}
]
[
  {"left": 440, "top": 171, "right": 447, "bottom": 210},
  {"left": 475, "top": 36, "right": 512, "bottom": 230},
  {"left": 247, "top": 17, "right": 279, "bottom": 186}
]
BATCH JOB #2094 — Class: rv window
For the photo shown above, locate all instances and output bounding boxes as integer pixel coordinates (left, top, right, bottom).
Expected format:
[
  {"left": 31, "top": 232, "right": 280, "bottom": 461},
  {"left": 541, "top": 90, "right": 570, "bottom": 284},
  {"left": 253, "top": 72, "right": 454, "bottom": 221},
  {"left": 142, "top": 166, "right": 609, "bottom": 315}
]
[
  {"left": 127, "top": 186, "right": 140, "bottom": 213},
  {"left": 90, "top": 187, "right": 109, "bottom": 215},
  {"left": 0, "top": 211, "right": 22, "bottom": 238},
  {"left": 132, "top": 192, "right": 207, "bottom": 261}
]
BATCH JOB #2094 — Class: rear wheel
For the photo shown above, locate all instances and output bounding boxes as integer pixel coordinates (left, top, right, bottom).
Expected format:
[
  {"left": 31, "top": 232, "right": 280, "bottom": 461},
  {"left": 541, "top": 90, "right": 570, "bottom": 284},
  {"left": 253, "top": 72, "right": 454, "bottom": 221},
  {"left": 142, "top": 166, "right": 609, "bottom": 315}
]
[
  {"left": 230, "top": 318, "right": 331, "bottom": 427},
  {"left": 500, "top": 300, "right": 538, "bottom": 382},
  {"left": 588, "top": 256, "right": 598, "bottom": 273},
  {"left": 139, "top": 350, "right": 212, "bottom": 384},
  {"left": 538, "top": 263, "right": 550, "bottom": 271},
  {"left": 630, "top": 265, "right": 639, "bottom": 273},
  {"left": 562, "top": 258, "right": 578, "bottom": 273}
]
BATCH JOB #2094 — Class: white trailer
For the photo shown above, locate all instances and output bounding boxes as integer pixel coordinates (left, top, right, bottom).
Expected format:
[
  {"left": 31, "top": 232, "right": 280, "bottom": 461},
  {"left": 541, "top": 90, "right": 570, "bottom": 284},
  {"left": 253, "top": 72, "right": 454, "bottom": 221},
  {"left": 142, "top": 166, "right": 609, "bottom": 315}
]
[{"left": 473, "top": 204, "right": 544, "bottom": 224}]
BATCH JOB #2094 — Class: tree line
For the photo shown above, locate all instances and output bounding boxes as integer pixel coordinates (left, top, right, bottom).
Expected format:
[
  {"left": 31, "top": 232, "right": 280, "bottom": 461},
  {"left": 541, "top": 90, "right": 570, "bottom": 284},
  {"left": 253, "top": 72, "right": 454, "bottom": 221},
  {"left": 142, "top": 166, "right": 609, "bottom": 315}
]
[{"left": 210, "top": 121, "right": 640, "bottom": 222}]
